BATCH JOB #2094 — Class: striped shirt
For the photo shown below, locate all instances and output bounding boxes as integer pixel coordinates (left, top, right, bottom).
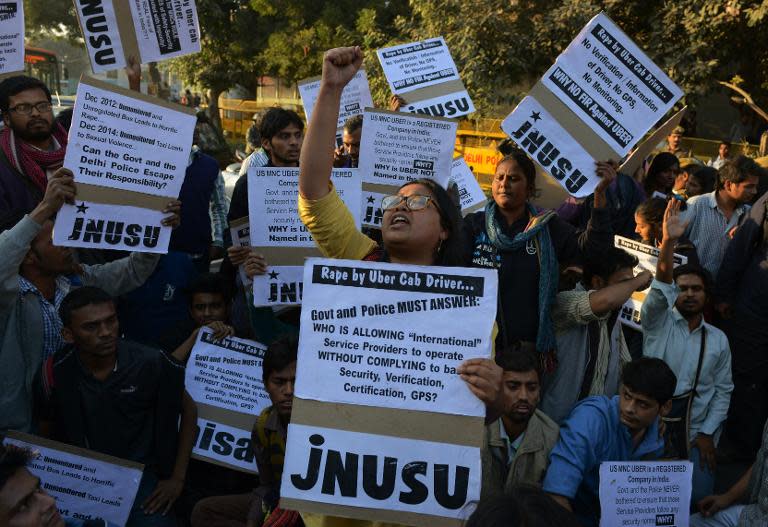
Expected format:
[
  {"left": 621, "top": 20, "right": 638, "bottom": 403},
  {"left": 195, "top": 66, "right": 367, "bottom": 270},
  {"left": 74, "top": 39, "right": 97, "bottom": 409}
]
[
  {"left": 18, "top": 275, "right": 70, "bottom": 360},
  {"left": 681, "top": 191, "right": 750, "bottom": 278}
]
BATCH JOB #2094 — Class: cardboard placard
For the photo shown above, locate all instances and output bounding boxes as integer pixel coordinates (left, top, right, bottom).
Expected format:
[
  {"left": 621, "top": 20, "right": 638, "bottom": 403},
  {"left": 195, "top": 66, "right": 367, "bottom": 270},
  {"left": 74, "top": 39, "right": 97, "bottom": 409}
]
[
  {"left": 185, "top": 328, "right": 269, "bottom": 473},
  {"left": 280, "top": 258, "right": 497, "bottom": 526},
  {"left": 450, "top": 157, "right": 487, "bottom": 215},
  {"left": 614, "top": 235, "right": 687, "bottom": 330},
  {"left": 599, "top": 461, "right": 692, "bottom": 527},
  {"left": 74, "top": 0, "right": 201, "bottom": 73},
  {"left": 0, "top": 1, "right": 24, "bottom": 75},
  {"left": 3, "top": 431, "right": 143, "bottom": 527},
  {"left": 229, "top": 216, "right": 252, "bottom": 287},
  {"left": 298, "top": 70, "right": 373, "bottom": 132},
  {"left": 620, "top": 106, "right": 687, "bottom": 177},
  {"left": 377, "top": 37, "right": 475, "bottom": 119}
]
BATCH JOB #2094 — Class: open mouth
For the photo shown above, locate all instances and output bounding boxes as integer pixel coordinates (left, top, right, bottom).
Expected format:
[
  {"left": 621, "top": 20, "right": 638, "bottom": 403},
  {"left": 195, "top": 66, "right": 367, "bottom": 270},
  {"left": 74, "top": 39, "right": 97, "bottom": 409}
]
[{"left": 390, "top": 213, "right": 410, "bottom": 226}]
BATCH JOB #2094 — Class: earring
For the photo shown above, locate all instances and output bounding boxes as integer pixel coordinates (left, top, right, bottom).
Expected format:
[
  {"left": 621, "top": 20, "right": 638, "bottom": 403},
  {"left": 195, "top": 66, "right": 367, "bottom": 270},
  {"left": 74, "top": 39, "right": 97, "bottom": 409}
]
[{"left": 436, "top": 238, "right": 444, "bottom": 255}]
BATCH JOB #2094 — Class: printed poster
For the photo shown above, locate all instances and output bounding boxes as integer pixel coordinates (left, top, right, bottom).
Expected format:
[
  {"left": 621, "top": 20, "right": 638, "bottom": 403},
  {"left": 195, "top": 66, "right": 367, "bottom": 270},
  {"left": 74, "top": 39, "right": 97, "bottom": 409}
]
[
  {"left": 0, "top": 1, "right": 24, "bottom": 74},
  {"left": 298, "top": 70, "right": 373, "bottom": 131}
]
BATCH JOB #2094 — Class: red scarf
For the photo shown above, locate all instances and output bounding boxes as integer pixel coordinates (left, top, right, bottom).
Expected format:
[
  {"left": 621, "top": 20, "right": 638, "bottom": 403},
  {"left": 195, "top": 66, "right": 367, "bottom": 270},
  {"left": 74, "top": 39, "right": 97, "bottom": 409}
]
[{"left": 0, "top": 123, "right": 68, "bottom": 192}]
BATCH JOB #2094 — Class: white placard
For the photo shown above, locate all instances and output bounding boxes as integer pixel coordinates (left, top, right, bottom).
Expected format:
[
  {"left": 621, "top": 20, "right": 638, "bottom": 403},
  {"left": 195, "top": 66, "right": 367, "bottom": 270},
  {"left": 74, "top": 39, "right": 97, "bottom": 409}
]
[
  {"left": 74, "top": 0, "right": 126, "bottom": 72},
  {"left": 540, "top": 12, "right": 683, "bottom": 157},
  {"left": 502, "top": 96, "right": 598, "bottom": 198},
  {"left": 361, "top": 189, "right": 387, "bottom": 229},
  {"left": 230, "top": 219, "right": 252, "bottom": 287},
  {"left": 281, "top": 423, "right": 480, "bottom": 521},
  {"left": 128, "top": 0, "right": 201, "bottom": 63},
  {"left": 66, "top": 81, "right": 195, "bottom": 198},
  {"left": 599, "top": 461, "right": 692, "bottom": 527},
  {"left": 253, "top": 265, "right": 304, "bottom": 307},
  {"left": 3, "top": 434, "right": 142, "bottom": 527},
  {"left": 248, "top": 167, "right": 361, "bottom": 247},
  {"left": 400, "top": 90, "right": 475, "bottom": 120},
  {"left": 0, "top": 1, "right": 24, "bottom": 74},
  {"left": 358, "top": 110, "right": 456, "bottom": 186},
  {"left": 53, "top": 200, "right": 171, "bottom": 253},
  {"left": 298, "top": 70, "right": 373, "bottom": 130},
  {"left": 449, "top": 157, "right": 487, "bottom": 214},
  {"left": 186, "top": 328, "right": 269, "bottom": 473},
  {"left": 614, "top": 236, "right": 687, "bottom": 330},
  {"left": 377, "top": 37, "right": 460, "bottom": 95},
  {"left": 295, "top": 258, "right": 497, "bottom": 417}
]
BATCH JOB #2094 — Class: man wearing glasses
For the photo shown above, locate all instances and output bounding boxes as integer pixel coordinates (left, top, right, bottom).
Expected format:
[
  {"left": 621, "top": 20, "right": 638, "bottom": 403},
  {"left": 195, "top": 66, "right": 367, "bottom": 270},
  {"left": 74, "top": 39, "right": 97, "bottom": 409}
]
[{"left": 0, "top": 75, "right": 66, "bottom": 225}]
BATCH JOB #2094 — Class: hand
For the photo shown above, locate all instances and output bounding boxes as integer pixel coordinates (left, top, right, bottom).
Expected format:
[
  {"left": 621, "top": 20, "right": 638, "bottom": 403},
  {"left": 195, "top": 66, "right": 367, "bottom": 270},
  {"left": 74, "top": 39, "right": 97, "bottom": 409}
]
[
  {"left": 698, "top": 493, "right": 733, "bottom": 517},
  {"left": 457, "top": 358, "right": 503, "bottom": 411},
  {"left": 693, "top": 434, "right": 717, "bottom": 472},
  {"left": 594, "top": 161, "right": 618, "bottom": 193},
  {"left": 161, "top": 200, "right": 181, "bottom": 228},
  {"left": 227, "top": 246, "right": 251, "bottom": 266},
  {"left": 31, "top": 169, "right": 76, "bottom": 223},
  {"left": 244, "top": 252, "right": 267, "bottom": 278},
  {"left": 320, "top": 47, "right": 363, "bottom": 90},
  {"left": 142, "top": 478, "right": 183, "bottom": 515},
  {"left": 389, "top": 94, "right": 406, "bottom": 111},
  {"left": 206, "top": 321, "right": 235, "bottom": 341},
  {"left": 662, "top": 198, "right": 688, "bottom": 242},
  {"left": 209, "top": 245, "right": 225, "bottom": 261},
  {"left": 634, "top": 270, "right": 653, "bottom": 291},
  {"left": 126, "top": 55, "right": 141, "bottom": 91},
  {"left": 333, "top": 146, "right": 350, "bottom": 167}
]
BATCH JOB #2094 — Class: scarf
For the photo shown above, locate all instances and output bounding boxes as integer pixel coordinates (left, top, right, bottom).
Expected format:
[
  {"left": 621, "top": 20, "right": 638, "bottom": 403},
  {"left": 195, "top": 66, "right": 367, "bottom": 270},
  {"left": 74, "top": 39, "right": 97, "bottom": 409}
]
[
  {"left": 484, "top": 200, "right": 558, "bottom": 356},
  {"left": 0, "top": 123, "right": 68, "bottom": 192}
]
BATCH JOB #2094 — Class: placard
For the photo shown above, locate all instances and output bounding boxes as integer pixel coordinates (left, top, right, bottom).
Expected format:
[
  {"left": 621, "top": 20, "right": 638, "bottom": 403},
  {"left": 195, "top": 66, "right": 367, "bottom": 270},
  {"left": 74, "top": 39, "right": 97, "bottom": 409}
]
[
  {"left": 450, "top": 157, "right": 487, "bottom": 215},
  {"left": 599, "top": 461, "right": 692, "bottom": 527},
  {"left": 248, "top": 167, "right": 361, "bottom": 248},
  {"left": 185, "top": 328, "right": 269, "bottom": 473},
  {"left": 614, "top": 236, "right": 687, "bottom": 330},
  {"left": 540, "top": 12, "right": 683, "bottom": 157},
  {"left": 66, "top": 77, "right": 195, "bottom": 198},
  {"left": 281, "top": 424, "right": 480, "bottom": 521},
  {"left": 0, "top": 1, "right": 24, "bottom": 74},
  {"left": 3, "top": 431, "right": 143, "bottom": 527},
  {"left": 295, "top": 259, "right": 497, "bottom": 417},
  {"left": 361, "top": 188, "right": 387, "bottom": 229},
  {"left": 377, "top": 37, "right": 475, "bottom": 119},
  {"left": 298, "top": 70, "right": 373, "bottom": 131},
  {"left": 229, "top": 216, "right": 252, "bottom": 287},
  {"left": 53, "top": 199, "right": 171, "bottom": 253},
  {"left": 620, "top": 106, "right": 687, "bottom": 178},
  {"left": 358, "top": 109, "right": 456, "bottom": 189},
  {"left": 501, "top": 96, "right": 598, "bottom": 198},
  {"left": 253, "top": 265, "right": 304, "bottom": 306},
  {"left": 74, "top": 0, "right": 200, "bottom": 73}
]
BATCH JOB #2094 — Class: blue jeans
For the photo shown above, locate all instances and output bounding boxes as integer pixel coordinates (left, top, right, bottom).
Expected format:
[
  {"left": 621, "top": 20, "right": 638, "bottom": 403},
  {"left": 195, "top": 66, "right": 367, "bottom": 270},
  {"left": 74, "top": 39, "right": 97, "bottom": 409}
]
[
  {"left": 690, "top": 505, "right": 745, "bottom": 527},
  {"left": 690, "top": 446, "right": 716, "bottom": 509},
  {"left": 128, "top": 472, "right": 177, "bottom": 527}
]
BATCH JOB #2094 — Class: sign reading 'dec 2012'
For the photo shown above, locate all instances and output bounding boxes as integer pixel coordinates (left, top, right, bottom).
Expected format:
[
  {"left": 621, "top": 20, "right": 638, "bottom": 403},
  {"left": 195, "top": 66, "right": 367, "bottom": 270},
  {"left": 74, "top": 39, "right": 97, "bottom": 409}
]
[
  {"left": 74, "top": 0, "right": 201, "bottom": 73},
  {"left": 0, "top": 1, "right": 24, "bottom": 75}
]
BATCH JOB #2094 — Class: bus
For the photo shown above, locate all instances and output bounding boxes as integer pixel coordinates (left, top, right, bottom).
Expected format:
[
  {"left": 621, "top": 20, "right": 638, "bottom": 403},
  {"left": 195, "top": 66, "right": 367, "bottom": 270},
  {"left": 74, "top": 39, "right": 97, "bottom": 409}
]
[{"left": 24, "top": 46, "right": 61, "bottom": 94}]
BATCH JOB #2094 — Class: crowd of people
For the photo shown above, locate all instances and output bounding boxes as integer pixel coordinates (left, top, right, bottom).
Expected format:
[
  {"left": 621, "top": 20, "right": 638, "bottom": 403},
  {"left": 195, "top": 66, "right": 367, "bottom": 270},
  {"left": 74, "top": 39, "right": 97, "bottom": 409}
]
[{"left": 0, "top": 44, "right": 767, "bottom": 527}]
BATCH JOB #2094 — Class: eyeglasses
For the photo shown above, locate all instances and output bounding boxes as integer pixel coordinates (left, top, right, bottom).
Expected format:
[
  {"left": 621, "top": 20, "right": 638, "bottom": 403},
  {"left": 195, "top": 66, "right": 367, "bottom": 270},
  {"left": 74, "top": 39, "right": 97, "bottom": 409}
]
[
  {"left": 381, "top": 194, "right": 440, "bottom": 212},
  {"left": 8, "top": 102, "right": 52, "bottom": 115}
]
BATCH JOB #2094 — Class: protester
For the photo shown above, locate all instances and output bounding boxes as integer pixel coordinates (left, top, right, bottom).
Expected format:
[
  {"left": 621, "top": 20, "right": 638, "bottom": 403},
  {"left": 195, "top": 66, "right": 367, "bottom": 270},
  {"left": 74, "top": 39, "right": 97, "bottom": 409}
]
[
  {"left": 634, "top": 197, "right": 698, "bottom": 263},
  {"left": 41, "top": 286, "right": 196, "bottom": 527},
  {"left": 716, "top": 190, "right": 768, "bottom": 460},
  {"left": 237, "top": 116, "right": 270, "bottom": 178},
  {"left": 190, "top": 336, "right": 299, "bottom": 527},
  {"left": 0, "top": 172, "right": 178, "bottom": 433},
  {"left": 665, "top": 125, "right": 690, "bottom": 158},
  {"left": 690, "top": 419, "right": 768, "bottom": 526},
  {"left": 673, "top": 157, "right": 703, "bottom": 197},
  {"left": 541, "top": 248, "right": 651, "bottom": 423},
  {"left": 643, "top": 152, "right": 680, "bottom": 198},
  {"left": 0, "top": 444, "right": 65, "bottom": 527},
  {"left": 708, "top": 140, "right": 732, "bottom": 170},
  {"left": 543, "top": 358, "right": 676, "bottom": 527},
  {"left": 467, "top": 485, "right": 581, "bottom": 527},
  {"left": 333, "top": 114, "right": 363, "bottom": 168},
  {"left": 642, "top": 199, "right": 733, "bottom": 504},
  {"left": 463, "top": 150, "right": 615, "bottom": 360},
  {"left": 686, "top": 166, "right": 718, "bottom": 198},
  {"left": 681, "top": 155, "right": 760, "bottom": 277},
  {"left": 481, "top": 350, "right": 559, "bottom": 498}
]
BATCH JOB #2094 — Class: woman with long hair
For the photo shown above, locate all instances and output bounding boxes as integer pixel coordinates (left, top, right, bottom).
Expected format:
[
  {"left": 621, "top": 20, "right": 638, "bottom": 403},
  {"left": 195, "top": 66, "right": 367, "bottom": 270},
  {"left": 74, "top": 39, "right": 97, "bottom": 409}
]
[{"left": 644, "top": 152, "right": 680, "bottom": 197}]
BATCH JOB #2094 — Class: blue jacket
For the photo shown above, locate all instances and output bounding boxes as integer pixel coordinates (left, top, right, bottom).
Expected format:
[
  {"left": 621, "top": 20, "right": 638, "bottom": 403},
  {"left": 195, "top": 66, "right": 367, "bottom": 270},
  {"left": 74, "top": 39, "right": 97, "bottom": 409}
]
[{"left": 542, "top": 395, "right": 664, "bottom": 527}]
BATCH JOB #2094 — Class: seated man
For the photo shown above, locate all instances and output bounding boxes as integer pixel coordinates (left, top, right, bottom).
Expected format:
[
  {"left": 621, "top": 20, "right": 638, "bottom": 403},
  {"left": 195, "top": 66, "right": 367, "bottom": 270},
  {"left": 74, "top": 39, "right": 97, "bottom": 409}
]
[
  {"left": 41, "top": 286, "right": 197, "bottom": 527},
  {"left": 642, "top": 199, "right": 733, "bottom": 504},
  {"left": 481, "top": 349, "right": 559, "bottom": 499},
  {"left": 191, "top": 335, "right": 298, "bottom": 527},
  {"left": 542, "top": 248, "right": 651, "bottom": 423},
  {"left": 543, "top": 357, "right": 677, "bottom": 527},
  {"left": 690, "top": 419, "right": 768, "bottom": 526}
]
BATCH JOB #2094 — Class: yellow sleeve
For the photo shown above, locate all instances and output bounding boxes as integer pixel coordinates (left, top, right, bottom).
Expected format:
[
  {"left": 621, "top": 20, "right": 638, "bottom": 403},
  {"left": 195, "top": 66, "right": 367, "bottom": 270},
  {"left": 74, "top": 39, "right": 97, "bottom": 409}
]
[{"left": 298, "top": 183, "right": 378, "bottom": 260}]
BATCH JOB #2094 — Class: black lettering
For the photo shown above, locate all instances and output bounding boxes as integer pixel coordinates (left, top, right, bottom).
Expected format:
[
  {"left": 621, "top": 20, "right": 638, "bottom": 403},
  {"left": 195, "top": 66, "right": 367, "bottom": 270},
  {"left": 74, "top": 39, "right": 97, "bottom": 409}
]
[
  {"left": 233, "top": 438, "right": 255, "bottom": 463},
  {"left": 94, "top": 48, "right": 116, "bottom": 66},
  {"left": 511, "top": 121, "right": 531, "bottom": 139},
  {"left": 79, "top": 0, "right": 104, "bottom": 17},
  {"left": 521, "top": 131, "right": 545, "bottom": 154},
  {"left": 399, "top": 461, "right": 428, "bottom": 505},
  {"left": 433, "top": 464, "right": 470, "bottom": 510},
  {"left": 291, "top": 434, "right": 324, "bottom": 490},
  {"left": 84, "top": 14, "right": 107, "bottom": 33},
  {"left": 142, "top": 226, "right": 160, "bottom": 248},
  {"left": 199, "top": 422, "right": 215, "bottom": 450},
  {"left": 82, "top": 219, "right": 104, "bottom": 243},
  {"left": 321, "top": 450, "right": 358, "bottom": 497},
  {"left": 536, "top": 143, "right": 560, "bottom": 168},
  {"left": 362, "top": 455, "right": 397, "bottom": 500},
  {"left": 104, "top": 221, "right": 123, "bottom": 245},
  {"left": 68, "top": 217, "right": 84, "bottom": 241},
  {"left": 455, "top": 98, "right": 470, "bottom": 113},
  {"left": 124, "top": 224, "right": 141, "bottom": 247},
  {"left": 211, "top": 431, "right": 234, "bottom": 456},
  {"left": 88, "top": 34, "right": 111, "bottom": 49}
]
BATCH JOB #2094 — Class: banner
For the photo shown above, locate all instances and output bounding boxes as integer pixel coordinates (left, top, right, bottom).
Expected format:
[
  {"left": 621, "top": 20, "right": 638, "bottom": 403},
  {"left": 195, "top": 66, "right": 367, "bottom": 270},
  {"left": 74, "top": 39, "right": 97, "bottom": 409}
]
[
  {"left": 229, "top": 216, "right": 252, "bottom": 287},
  {"left": 298, "top": 70, "right": 373, "bottom": 131},
  {"left": 361, "top": 188, "right": 387, "bottom": 230},
  {"left": 358, "top": 109, "right": 456, "bottom": 190},
  {"left": 599, "top": 461, "right": 692, "bottom": 527},
  {"left": 449, "top": 157, "right": 487, "bottom": 215},
  {"left": 3, "top": 431, "right": 143, "bottom": 527},
  {"left": 74, "top": 0, "right": 200, "bottom": 73},
  {"left": 377, "top": 37, "right": 475, "bottom": 119},
  {"left": 614, "top": 236, "right": 687, "bottom": 330},
  {"left": 253, "top": 265, "right": 304, "bottom": 306},
  {"left": 0, "top": 1, "right": 24, "bottom": 74},
  {"left": 186, "top": 328, "right": 269, "bottom": 473}
]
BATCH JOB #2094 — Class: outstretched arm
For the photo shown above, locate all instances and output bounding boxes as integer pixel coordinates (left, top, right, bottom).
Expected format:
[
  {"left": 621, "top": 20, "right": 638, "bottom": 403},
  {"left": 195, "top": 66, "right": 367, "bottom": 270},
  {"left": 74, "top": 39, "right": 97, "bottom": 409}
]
[
  {"left": 657, "top": 199, "right": 688, "bottom": 284},
  {"left": 299, "top": 46, "right": 363, "bottom": 200}
]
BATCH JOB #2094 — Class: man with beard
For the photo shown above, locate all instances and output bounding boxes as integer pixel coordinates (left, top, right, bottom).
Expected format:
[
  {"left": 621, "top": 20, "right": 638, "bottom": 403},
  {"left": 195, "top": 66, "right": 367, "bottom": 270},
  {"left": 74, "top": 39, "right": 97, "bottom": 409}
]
[
  {"left": 480, "top": 349, "right": 559, "bottom": 498},
  {"left": 0, "top": 76, "right": 66, "bottom": 225},
  {"left": 642, "top": 199, "right": 733, "bottom": 505}
]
